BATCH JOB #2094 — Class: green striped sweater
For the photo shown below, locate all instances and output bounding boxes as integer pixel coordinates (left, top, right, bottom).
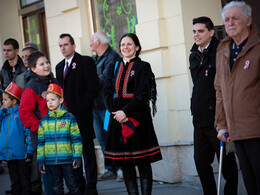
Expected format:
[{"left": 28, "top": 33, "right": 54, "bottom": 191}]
[{"left": 37, "top": 105, "right": 82, "bottom": 165}]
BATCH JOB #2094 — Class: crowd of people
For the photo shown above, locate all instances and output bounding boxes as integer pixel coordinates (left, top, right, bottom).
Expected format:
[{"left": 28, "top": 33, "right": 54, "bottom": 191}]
[{"left": 0, "top": 1, "right": 259, "bottom": 195}]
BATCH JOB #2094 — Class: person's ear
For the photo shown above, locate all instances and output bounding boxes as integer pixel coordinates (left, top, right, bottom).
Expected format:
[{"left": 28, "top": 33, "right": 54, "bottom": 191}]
[
  {"left": 210, "top": 29, "right": 215, "bottom": 37},
  {"left": 31, "top": 66, "right": 36, "bottom": 73},
  {"left": 246, "top": 16, "right": 252, "bottom": 27},
  {"left": 12, "top": 99, "right": 17, "bottom": 106},
  {"left": 59, "top": 97, "right": 64, "bottom": 105}
]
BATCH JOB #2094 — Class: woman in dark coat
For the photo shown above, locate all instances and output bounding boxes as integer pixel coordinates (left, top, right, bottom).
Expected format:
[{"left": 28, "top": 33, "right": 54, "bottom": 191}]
[{"left": 103, "top": 33, "right": 162, "bottom": 195}]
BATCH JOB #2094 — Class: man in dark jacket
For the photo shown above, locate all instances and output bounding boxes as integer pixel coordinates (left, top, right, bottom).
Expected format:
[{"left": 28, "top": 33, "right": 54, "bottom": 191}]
[
  {"left": 189, "top": 17, "right": 238, "bottom": 195},
  {"left": 56, "top": 33, "right": 99, "bottom": 195},
  {"left": 90, "top": 32, "right": 123, "bottom": 182},
  {"left": 0, "top": 38, "right": 26, "bottom": 92}
]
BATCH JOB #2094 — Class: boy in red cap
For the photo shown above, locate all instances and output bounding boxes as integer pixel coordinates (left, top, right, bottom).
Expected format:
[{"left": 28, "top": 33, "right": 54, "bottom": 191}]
[
  {"left": 37, "top": 83, "right": 82, "bottom": 195},
  {"left": 0, "top": 82, "right": 34, "bottom": 194}
]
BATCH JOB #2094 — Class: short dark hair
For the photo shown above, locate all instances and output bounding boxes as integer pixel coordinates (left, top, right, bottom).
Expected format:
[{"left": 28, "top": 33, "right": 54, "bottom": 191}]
[
  {"left": 59, "top": 33, "right": 75, "bottom": 45},
  {"left": 192, "top": 16, "right": 214, "bottom": 31},
  {"left": 119, "top": 33, "right": 142, "bottom": 57},
  {"left": 4, "top": 38, "right": 19, "bottom": 50},
  {"left": 27, "top": 51, "right": 46, "bottom": 69},
  {"left": 3, "top": 91, "right": 19, "bottom": 104},
  {"left": 22, "top": 47, "right": 37, "bottom": 53}
]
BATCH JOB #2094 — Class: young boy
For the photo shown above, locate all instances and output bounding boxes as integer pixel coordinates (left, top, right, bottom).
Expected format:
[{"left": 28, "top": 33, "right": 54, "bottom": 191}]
[
  {"left": 19, "top": 51, "right": 58, "bottom": 194},
  {"left": 37, "top": 83, "right": 82, "bottom": 195},
  {"left": 0, "top": 82, "right": 34, "bottom": 194}
]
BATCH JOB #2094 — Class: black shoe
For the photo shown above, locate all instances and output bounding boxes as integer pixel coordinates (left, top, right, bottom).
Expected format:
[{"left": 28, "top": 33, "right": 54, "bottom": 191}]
[
  {"left": 125, "top": 181, "right": 139, "bottom": 195},
  {"left": 5, "top": 190, "right": 12, "bottom": 194},
  {"left": 31, "top": 192, "right": 42, "bottom": 195},
  {"left": 0, "top": 165, "right": 4, "bottom": 174},
  {"left": 85, "top": 189, "right": 98, "bottom": 195}
]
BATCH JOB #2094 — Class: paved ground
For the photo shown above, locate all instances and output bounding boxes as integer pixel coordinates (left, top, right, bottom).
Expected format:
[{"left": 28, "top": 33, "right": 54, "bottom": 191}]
[
  {"left": 0, "top": 161, "right": 203, "bottom": 195},
  {"left": 0, "top": 160, "right": 246, "bottom": 195},
  {"left": 97, "top": 180, "right": 203, "bottom": 195}
]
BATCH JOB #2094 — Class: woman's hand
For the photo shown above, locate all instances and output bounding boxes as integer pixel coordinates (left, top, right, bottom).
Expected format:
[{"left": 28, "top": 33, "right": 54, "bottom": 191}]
[
  {"left": 112, "top": 110, "right": 127, "bottom": 123},
  {"left": 121, "top": 117, "right": 129, "bottom": 123}
]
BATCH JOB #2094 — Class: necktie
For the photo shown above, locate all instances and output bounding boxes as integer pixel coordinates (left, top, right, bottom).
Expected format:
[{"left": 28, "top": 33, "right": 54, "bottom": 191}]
[{"left": 63, "top": 61, "right": 69, "bottom": 80}]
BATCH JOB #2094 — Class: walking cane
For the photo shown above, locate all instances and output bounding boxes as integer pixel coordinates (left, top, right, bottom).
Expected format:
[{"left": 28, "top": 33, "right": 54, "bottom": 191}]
[{"left": 217, "top": 132, "right": 229, "bottom": 195}]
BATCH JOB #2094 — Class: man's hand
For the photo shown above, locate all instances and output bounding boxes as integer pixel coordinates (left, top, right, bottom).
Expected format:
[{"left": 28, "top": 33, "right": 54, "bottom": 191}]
[{"left": 217, "top": 129, "right": 230, "bottom": 142}]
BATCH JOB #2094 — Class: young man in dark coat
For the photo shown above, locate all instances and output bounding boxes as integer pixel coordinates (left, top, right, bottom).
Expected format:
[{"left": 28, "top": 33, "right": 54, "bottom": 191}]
[
  {"left": 0, "top": 38, "right": 26, "bottom": 92},
  {"left": 56, "top": 33, "right": 99, "bottom": 195},
  {"left": 189, "top": 17, "right": 238, "bottom": 195}
]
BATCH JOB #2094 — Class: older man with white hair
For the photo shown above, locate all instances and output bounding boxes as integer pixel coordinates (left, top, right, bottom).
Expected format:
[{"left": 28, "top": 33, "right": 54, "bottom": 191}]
[
  {"left": 215, "top": 1, "right": 260, "bottom": 195},
  {"left": 90, "top": 32, "right": 123, "bottom": 182}
]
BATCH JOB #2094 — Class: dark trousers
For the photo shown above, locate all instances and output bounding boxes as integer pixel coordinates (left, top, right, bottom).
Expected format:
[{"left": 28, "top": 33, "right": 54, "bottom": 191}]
[
  {"left": 48, "top": 164, "right": 80, "bottom": 195},
  {"left": 194, "top": 127, "right": 238, "bottom": 195},
  {"left": 235, "top": 138, "right": 260, "bottom": 195},
  {"left": 74, "top": 139, "right": 97, "bottom": 192},
  {"left": 7, "top": 159, "right": 31, "bottom": 195},
  {"left": 29, "top": 152, "right": 42, "bottom": 193}
]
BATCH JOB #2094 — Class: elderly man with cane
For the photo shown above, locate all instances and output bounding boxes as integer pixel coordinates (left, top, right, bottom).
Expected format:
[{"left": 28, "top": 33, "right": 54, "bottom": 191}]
[{"left": 215, "top": 1, "right": 260, "bottom": 195}]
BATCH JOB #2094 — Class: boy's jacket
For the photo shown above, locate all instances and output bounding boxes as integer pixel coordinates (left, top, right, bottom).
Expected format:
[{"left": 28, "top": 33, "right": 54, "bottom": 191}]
[
  {"left": 37, "top": 105, "right": 82, "bottom": 165},
  {"left": 0, "top": 104, "right": 34, "bottom": 161}
]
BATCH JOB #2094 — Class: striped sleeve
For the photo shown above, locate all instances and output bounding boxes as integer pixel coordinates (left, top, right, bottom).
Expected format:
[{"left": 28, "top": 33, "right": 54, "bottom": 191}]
[
  {"left": 69, "top": 115, "right": 82, "bottom": 158},
  {"left": 37, "top": 121, "right": 45, "bottom": 164}
]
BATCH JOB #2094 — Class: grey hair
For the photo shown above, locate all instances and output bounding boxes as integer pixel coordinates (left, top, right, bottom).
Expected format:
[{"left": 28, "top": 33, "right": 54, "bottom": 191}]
[
  {"left": 93, "top": 32, "right": 110, "bottom": 44},
  {"left": 222, "top": 1, "right": 252, "bottom": 21}
]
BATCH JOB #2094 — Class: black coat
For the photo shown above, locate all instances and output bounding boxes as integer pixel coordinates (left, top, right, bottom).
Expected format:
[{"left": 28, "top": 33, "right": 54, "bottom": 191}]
[
  {"left": 92, "top": 46, "right": 120, "bottom": 109},
  {"left": 189, "top": 36, "right": 219, "bottom": 128},
  {"left": 0, "top": 56, "right": 26, "bottom": 91},
  {"left": 103, "top": 57, "right": 162, "bottom": 166},
  {"left": 56, "top": 52, "right": 99, "bottom": 140}
]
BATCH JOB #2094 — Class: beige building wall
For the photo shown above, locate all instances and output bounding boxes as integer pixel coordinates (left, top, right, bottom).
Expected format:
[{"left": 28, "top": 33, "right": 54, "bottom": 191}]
[
  {"left": 44, "top": 0, "right": 94, "bottom": 73},
  {"left": 135, "top": 0, "right": 223, "bottom": 182},
  {"left": 0, "top": 0, "right": 23, "bottom": 65}
]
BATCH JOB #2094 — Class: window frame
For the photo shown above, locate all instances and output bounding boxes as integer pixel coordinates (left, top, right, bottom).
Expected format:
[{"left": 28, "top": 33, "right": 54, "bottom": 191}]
[{"left": 19, "top": 0, "right": 43, "bottom": 9}]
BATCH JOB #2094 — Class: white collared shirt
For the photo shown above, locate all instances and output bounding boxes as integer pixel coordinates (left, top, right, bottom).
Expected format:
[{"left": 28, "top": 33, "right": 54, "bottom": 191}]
[
  {"left": 198, "top": 42, "right": 210, "bottom": 53},
  {"left": 64, "top": 56, "right": 74, "bottom": 73},
  {"left": 123, "top": 58, "right": 128, "bottom": 65}
]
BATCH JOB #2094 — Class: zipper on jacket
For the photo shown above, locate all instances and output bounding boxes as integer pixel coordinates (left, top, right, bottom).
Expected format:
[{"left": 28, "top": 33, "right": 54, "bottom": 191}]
[
  {"left": 6, "top": 111, "right": 11, "bottom": 161},
  {"left": 54, "top": 112, "right": 58, "bottom": 163}
]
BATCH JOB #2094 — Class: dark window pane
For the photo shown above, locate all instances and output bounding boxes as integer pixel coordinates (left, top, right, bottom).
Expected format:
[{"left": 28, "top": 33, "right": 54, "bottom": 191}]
[
  {"left": 93, "top": 0, "right": 138, "bottom": 52},
  {"left": 22, "top": 11, "right": 49, "bottom": 59},
  {"left": 23, "top": 14, "right": 41, "bottom": 49},
  {"left": 21, "top": 0, "right": 42, "bottom": 8}
]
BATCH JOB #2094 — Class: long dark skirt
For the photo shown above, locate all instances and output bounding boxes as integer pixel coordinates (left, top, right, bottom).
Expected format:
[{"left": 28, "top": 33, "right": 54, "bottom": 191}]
[{"left": 104, "top": 111, "right": 162, "bottom": 167}]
